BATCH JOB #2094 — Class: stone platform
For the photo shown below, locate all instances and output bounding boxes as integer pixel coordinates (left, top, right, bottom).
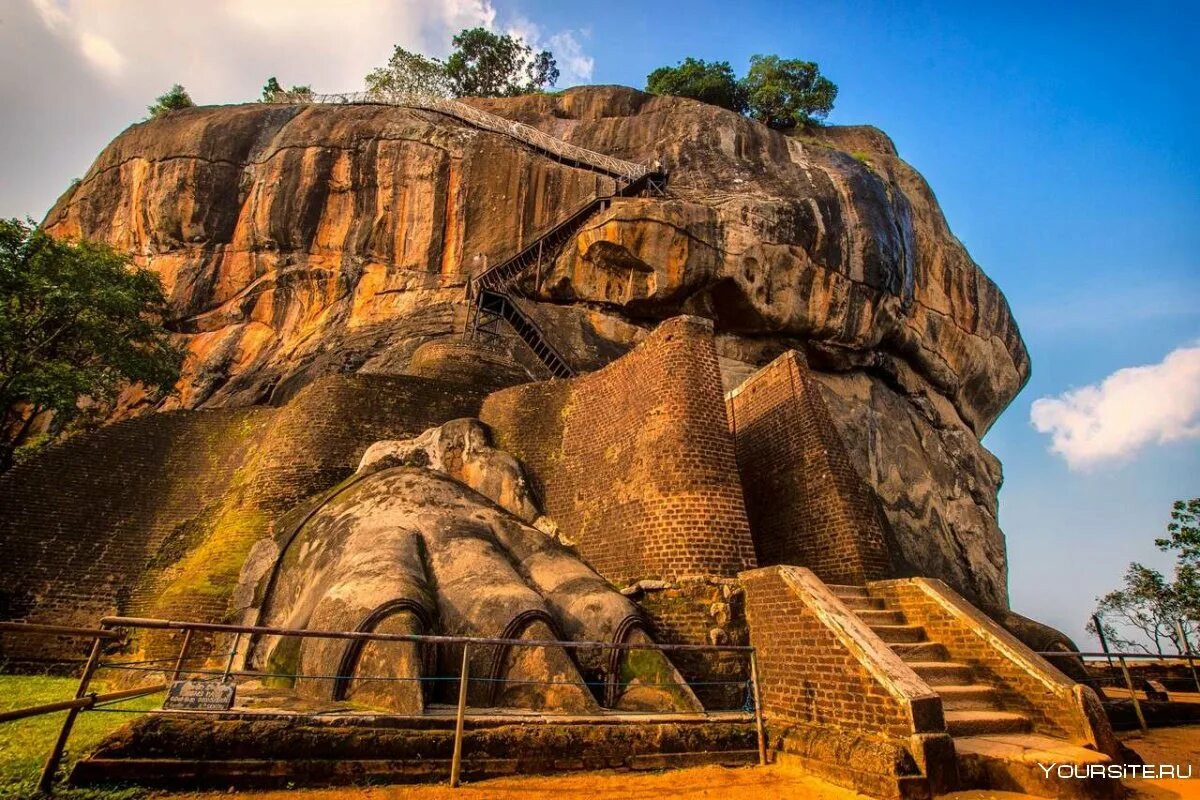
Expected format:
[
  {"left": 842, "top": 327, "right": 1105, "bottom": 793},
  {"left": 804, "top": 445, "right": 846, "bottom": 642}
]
[{"left": 71, "top": 707, "right": 759, "bottom": 789}]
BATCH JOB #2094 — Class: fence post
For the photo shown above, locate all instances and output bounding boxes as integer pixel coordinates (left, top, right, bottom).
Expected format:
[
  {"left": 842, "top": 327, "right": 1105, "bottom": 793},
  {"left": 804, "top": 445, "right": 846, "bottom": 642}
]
[
  {"left": 1092, "top": 614, "right": 1114, "bottom": 670},
  {"left": 170, "top": 629, "right": 193, "bottom": 683},
  {"left": 1117, "top": 655, "right": 1148, "bottom": 732},
  {"left": 450, "top": 643, "right": 470, "bottom": 788},
  {"left": 1176, "top": 621, "right": 1200, "bottom": 694},
  {"left": 749, "top": 650, "right": 767, "bottom": 766},
  {"left": 37, "top": 632, "right": 105, "bottom": 793},
  {"left": 221, "top": 632, "right": 240, "bottom": 682}
]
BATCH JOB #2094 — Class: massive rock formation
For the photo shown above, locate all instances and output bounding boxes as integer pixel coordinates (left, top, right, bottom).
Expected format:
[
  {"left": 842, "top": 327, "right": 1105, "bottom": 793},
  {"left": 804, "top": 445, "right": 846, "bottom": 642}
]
[{"left": 42, "top": 86, "right": 1028, "bottom": 607}]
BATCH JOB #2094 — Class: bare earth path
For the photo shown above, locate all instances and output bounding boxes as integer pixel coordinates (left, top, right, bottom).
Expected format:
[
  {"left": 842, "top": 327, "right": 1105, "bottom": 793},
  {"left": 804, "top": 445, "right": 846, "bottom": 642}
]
[{"left": 168, "top": 726, "right": 1200, "bottom": 800}]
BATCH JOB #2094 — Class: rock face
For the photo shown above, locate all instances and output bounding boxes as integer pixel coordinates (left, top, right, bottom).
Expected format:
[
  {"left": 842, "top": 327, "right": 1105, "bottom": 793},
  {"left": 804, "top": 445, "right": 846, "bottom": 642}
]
[{"left": 43, "top": 86, "right": 1028, "bottom": 607}]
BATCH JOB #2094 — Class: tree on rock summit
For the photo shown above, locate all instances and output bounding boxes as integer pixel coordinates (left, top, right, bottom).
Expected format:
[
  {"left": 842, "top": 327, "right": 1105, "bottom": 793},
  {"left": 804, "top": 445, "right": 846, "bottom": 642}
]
[
  {"left": 146, "top": 84, "right": 194, "bottom": 118},
  {"left": 646, "top": 54, "right": 837, "bottom": 128},
  {"left": 365, "top": 27, "right": 559, "bottom": 98},
  {"left": 646, "top": 58, "right": 747, "bottom": 114}
]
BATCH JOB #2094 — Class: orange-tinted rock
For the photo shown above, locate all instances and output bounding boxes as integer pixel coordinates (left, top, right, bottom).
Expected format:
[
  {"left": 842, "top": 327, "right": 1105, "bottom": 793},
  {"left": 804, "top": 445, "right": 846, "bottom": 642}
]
[{"left": 44, "top": 86, "right": 1030, "bottom": 606}]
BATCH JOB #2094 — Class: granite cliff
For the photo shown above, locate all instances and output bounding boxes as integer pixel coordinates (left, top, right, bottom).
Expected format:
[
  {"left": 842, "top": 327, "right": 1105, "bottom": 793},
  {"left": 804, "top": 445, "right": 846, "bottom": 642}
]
[{"left": 42, "top": 85, "right": 1029, "bottom": 608}]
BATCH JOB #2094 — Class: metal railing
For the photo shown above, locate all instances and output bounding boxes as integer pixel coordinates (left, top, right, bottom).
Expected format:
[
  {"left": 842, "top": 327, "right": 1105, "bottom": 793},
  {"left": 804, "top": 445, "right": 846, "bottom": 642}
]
[
  {"left": 1038, "top": 649, "right": 1200, "bottom": 733},
  {"left": 2, "top": 616, "right": 766, "bottom": 792},
  {"left": 267, "top": 90, "right": 649, "bottom": 182}
]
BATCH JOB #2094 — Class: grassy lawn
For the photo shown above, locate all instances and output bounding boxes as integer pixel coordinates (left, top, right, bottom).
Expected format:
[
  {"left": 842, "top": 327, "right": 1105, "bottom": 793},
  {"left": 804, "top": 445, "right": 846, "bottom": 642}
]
[{"left": 0, "top": 675, "right": 160, "bottom": 799}]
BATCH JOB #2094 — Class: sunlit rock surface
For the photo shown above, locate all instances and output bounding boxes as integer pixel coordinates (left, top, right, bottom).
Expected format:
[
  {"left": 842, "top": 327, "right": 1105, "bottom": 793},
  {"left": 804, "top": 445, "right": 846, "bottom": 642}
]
[{"left": 44, "top": 86, "right": 1028, "bottom": 606}]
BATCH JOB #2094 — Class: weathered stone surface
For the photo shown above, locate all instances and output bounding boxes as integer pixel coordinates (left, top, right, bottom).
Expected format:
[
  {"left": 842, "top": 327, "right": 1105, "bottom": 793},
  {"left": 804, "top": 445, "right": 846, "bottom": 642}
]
[
  {"left": 245, "top": 462, "right": 697, "bottom": 713},
  {"left": 43, "top": 85, "right": 1028, "bottom": 607},
  {"left": 358, "top": 418, "right": 541, "bottom": 522}
]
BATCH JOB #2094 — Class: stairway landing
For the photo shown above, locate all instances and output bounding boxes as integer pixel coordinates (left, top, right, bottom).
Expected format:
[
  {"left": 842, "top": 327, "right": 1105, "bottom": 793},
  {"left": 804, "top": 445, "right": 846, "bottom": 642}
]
[{"left": 827, "top": 584, "right": 1121, "bottom": 799}]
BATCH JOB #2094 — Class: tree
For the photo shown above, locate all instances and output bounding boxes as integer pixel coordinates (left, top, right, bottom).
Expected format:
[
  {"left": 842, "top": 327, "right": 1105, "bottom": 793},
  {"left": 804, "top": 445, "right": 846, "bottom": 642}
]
[
  {"left": 147, "top": 84, "right": 194, "bottom": 118},
  {"left": 444, "top": 28, "right": 558, "bottom": 97},
  {"left": 741, "top": 55, "right": 837, "bottom": 128},
  {"left": 0, "top": 219, "right": 183, "bottom": 472},
  {"left": 261, "top": 76, "right": 312, "bottom": 102},
  {"left": 645, "top": 58, "right": 747, "bottom": 113},
  {"left": 365, "top": 47, "right": 452, "bottom": 97},
  {"left": 1088, "top": 498, "right": 1200, "bottom": 655},
  {"left": 1157, "top": 498, "right": 1200, "bottom": 619},
  {"left": 1088, "top": 564, "right": 1196, "bottom": 656}
]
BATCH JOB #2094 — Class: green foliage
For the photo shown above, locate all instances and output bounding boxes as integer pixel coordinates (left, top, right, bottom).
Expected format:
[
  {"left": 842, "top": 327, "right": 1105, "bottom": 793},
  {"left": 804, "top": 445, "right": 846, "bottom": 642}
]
[
  {"left": 0, "top": 675, "right": 158, "bottom": 798},
  {"left": 261, "top": 76, "right": 312, "bottom": 102},
  {"left": 365, "top": 28, "right": 559, "bottom": 99},
  {"left": 645, "top": 54, "right": 837, "bottom": 128},
  {"left": 0, "top": 218, "right": 183, "bottom": 472},
  {"left": 645, "top": 58, "right": 746, "bottom": 113},
  {"left": 742, "top": 55, "right": 837, "bottom": 128},
  {"left": 146, "top": 83, "right": 193, "bottom": 118},
  {"left": 1088, "top": 497, "right": 1200, "bottom": 655},
  {"left": 445, "top": 28, "right": 559, "bottom": 98},
  {"left": 365, "top": 46, "right": 453, "bottom": 97},
  {"left": 1156, "top": 498, "right": 1200, "bottom": 619}
]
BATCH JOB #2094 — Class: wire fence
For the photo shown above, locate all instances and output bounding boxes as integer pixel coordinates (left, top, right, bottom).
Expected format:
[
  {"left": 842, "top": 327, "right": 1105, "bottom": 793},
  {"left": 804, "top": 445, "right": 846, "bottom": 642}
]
[
  {"left": 1, "top": 616, "right": 766, "bottom": 792},
  {"left": 266, "top": 90, "right": 649, "bottom": 182}
]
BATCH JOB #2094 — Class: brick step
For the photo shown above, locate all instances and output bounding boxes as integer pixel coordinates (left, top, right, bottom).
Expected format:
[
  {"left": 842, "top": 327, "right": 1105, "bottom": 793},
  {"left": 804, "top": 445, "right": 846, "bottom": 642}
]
[
  {"left": 908, "top": 661, "right": 975, "bottom": 685},
  {"left": 867, "top": 624, "right": 927, "bottom": 644},
  {"left": 889, "top": 641, "right": 950, "bottom": 662},
  {"left": 826, "top": 584, "right": 870, "bottom": 600},
  {"left": 944, "top": 710, "right": 1031, "bottom": 736},
  {"left": 954, "top": 734, "right": 1119, "bottom": 799},
  {"left": 836, "top": 595, "right": 886, "bottom": 611},
  {"left": 853, "top": 609, "right": 906, "bottom": 626},
  {"left": 934, "top": 684, "right": 1001, "bottom": 711}
]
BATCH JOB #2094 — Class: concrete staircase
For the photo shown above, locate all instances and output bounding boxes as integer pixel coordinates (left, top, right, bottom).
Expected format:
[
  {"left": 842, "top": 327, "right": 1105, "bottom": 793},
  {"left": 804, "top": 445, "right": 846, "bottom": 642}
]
[{"left": 828, "top": 584, "right": 1120, "bottom": 799}]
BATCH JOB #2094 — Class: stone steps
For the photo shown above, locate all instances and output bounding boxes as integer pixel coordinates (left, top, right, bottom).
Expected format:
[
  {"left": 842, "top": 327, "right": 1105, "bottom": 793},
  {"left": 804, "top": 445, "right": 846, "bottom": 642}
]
[
  {"left": 953, "top": 734, "right": 1119, "bottom": 799},
  {"left": 934, "top": 684, "right": 1001, "bottom": 711},
  {"left": 866, "top": 624, "right": 927, "bottom": 644},
  {"left": 944, "top": 709, "right": 1031, "bottom": 736},
  {"left": 889, "top": 641, "right": 950, "bottom": 662},
  {"left": 826, "top": 580, "right": 1116, "bottom": 799},
  {"left": 853, "top": 609, "right": 906, "bottom": 626}
]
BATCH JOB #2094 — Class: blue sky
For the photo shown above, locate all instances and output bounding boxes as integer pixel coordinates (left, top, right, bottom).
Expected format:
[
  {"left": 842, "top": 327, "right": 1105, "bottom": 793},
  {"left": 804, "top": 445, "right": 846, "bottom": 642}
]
[{"left": 3, "top": 0, "right": 1197, "bottom": 646}]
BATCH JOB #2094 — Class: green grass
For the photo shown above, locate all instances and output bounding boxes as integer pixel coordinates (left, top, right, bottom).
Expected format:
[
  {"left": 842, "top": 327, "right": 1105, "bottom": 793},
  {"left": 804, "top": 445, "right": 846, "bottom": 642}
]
[{"left": 0, "top": 675, "right": 160, "bottom": 799}]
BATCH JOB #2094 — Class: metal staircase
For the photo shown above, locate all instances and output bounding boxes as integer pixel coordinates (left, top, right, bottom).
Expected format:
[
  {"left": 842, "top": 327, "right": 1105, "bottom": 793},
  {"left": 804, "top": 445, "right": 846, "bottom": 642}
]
[{"left": 268, "top": 89, "right": 666, "bottom": 378}]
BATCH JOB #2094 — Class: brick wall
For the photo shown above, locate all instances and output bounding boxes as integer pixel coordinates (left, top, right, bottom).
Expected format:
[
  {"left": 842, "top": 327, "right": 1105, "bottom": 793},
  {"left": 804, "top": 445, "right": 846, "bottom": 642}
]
[
  {"left": 0, "top": 373, "right": 488, "bottom": 659},
  {"left": 870, "top": 578, "right": 1096, "bottom": 744},
  {"left": 741, "top": 565, "right": 952, "bottom": 799},
  {"left": 726, "top": 351, "right": 892, "bottom": 585},
  {"left": 481, "top": 315, "right": 757, "bottom": 584}
]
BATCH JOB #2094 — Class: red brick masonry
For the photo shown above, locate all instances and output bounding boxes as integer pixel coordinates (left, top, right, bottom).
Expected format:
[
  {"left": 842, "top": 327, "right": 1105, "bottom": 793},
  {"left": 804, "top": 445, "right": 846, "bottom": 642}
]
[
  {"left": 482, "top": 315, "right": 757, "bottom": 584},
  {"left": 727, "top": 351, "right": 892, "bottom": 584}
]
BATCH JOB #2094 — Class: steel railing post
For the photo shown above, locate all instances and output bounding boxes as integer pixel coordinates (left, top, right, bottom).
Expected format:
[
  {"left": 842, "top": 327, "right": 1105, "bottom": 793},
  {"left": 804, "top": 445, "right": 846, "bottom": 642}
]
[
  {"left": 1117, "top": 655, "right": 1148, "bottom": 732},
  {"left": 221, "top": 632, "right": 241, "bottom": 683},
  {"left": 170, "top": 628, "right": 194, "bottom": 683},
  {"left": 749, "top": 650, "right": 767, "bottom": 766},
  {"left": 1176, "top": 620, "right": 1200, "bottom": 694},
  {"left": 37, "top": 631, "right": 105, "bottom": 793},
  {"left": 450, "top": 643, "right": 470, "bottom": 788}
]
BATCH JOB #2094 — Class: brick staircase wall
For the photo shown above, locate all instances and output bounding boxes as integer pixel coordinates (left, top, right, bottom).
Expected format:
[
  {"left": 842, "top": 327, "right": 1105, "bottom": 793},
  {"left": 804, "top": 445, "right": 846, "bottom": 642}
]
[
  {"left": 869, "top": 577, "right": 1119, "bottom": 757},
  {"left": 741, "top": 565, "right": 956, "bottom": 799},
  {"left": 726, "top": 351, "right": 893, "bottom": 584},
  {"left": 481, "top": 315, "right": 757, "bottom": 585}
]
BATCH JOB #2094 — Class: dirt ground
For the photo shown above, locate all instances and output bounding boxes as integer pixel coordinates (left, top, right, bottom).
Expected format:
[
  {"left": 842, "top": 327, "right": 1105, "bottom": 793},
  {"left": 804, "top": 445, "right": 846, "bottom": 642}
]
[{"left": 167, "top": 725, "right": 1200, "bottom": 800}]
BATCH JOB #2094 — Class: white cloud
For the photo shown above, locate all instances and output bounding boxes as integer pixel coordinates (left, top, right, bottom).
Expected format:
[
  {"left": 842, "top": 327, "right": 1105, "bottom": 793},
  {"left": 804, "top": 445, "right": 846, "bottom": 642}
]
[
  {"left": 505, "top": 16, "right": 594, "bottom": 84},
  {"left": 2, "top": 0, "right": 594, "bottom": 219},
  {"left": 1030, "top": 343, "right": 1200, "bottom": 470}
]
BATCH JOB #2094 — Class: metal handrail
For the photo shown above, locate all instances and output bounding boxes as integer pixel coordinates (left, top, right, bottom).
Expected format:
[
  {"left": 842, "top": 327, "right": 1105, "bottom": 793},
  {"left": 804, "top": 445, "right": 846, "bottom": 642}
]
[
  {"left": 100, "top": 615, "right": 752, "bottom": 652},
  {"left": 267, "top": 90, "right": 649, "bottom": 182}
]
